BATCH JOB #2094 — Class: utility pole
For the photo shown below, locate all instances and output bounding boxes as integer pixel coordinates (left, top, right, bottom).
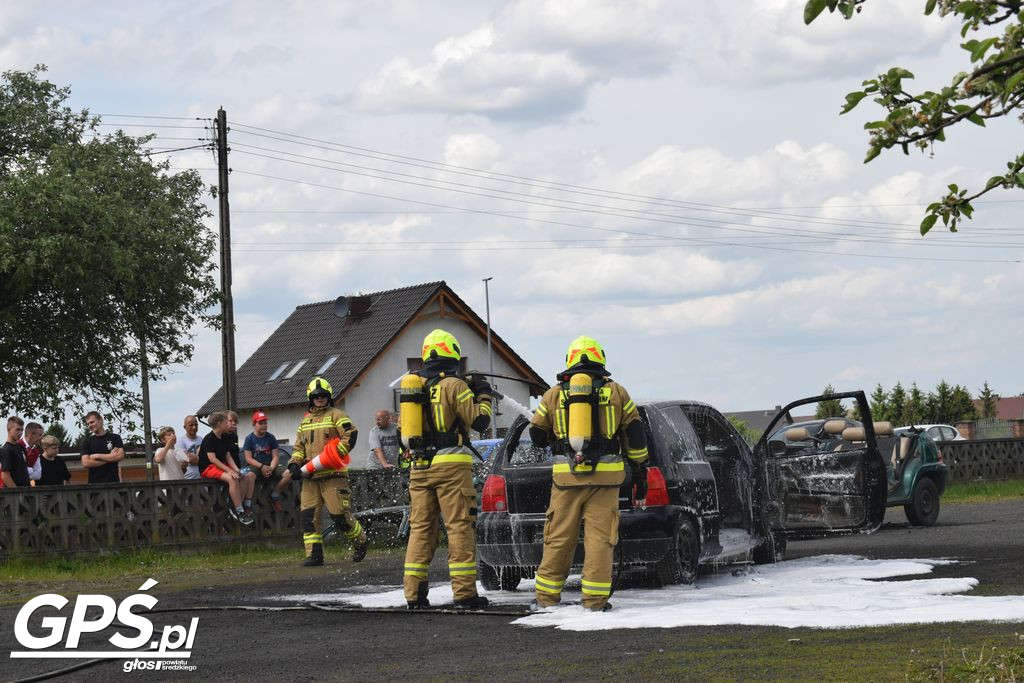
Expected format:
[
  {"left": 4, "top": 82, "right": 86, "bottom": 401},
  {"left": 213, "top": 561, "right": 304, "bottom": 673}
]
[
  {"left": 215, "top": 107, "right": 237, "bottom": 411},
  {"left": 140, "top": 331, "right": 153, "bottom": 481},
  {"left": 483, "top": 277, "right": 495, "bottom": 438}
]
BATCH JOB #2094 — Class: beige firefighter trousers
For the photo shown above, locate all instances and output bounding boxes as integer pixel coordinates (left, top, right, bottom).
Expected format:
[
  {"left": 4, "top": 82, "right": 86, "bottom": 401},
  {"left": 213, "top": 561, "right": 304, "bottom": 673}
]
[
  {"left": 300, "top": 476, "right": 365, "bottom": 556},
  {"left": 534, "top": 485, "right": 620, "bottom": 610},
  {"left": 403, "top": 465, "right": 479, "bottom": 603}
]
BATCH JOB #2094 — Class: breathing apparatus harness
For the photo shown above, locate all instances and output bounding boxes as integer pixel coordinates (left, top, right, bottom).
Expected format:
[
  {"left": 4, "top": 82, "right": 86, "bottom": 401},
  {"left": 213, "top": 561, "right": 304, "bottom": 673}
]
[
  {"left": 400, "top": 364, "right": 484, "bottom": 470},
  {"left": 555, "top": 365, "right": 620, "bottom": 474}
]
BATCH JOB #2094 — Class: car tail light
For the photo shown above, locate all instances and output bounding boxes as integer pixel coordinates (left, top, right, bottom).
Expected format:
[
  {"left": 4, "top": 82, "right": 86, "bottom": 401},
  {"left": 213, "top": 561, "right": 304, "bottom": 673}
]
[
  {"left": 482, "top": 474, "right": 508, "bottom": 512},
  {"left": 635, "top": 467, "right": 670, "bottom": 507},
  {"left": 936, "top": 448, "right": 943, "bottom": 463}
]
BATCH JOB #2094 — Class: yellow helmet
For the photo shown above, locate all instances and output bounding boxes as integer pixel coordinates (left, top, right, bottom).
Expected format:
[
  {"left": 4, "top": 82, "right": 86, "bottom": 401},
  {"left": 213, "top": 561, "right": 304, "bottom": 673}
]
[
  {"left": 307, "top": 376, "right": 333, "bottom": 399},
  {"left": 421, "top": 328, "right": 461, "bottom": 362},
  {"left": 565, "top": 335, "right": 606, "bottom": 369}
]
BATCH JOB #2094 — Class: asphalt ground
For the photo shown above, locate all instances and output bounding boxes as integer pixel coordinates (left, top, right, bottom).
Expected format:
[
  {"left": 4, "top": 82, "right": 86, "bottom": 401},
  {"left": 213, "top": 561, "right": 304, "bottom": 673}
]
[{"left": 3, "top": 498, "right": 1023, "bottom": 682}]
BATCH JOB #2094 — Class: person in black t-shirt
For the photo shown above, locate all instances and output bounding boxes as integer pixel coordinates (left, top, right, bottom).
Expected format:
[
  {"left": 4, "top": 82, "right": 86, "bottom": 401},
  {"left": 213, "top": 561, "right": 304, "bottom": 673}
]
[
  {"left": 79, "top": 411, "right": 125, "bottom": 484},
  {"left": 1, "top": 416, "right": 31, "bottom": 488},
  {"left": 199, "top": 412, "right": 253, "bottom": 526},
  {"left": 38, "top": 435, "right": 72, "bottom": 486}
]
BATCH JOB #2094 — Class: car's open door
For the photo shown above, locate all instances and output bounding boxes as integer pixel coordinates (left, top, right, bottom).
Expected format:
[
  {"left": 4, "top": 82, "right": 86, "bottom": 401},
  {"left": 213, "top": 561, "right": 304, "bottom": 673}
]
[{"left": 756, "top": 390, "right": 887, "bottom": 538}]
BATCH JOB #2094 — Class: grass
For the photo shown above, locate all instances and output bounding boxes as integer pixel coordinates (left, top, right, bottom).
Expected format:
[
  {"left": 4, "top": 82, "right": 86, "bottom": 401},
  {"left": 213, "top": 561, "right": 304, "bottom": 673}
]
[
  {"left": 0, "top": 544, "right": 296, "bottom": 583},
  {"left": 905, "top": 633, "right": 1024, "bottom": 682},
  {"left": 944, "top": 479, "right": 1024, "bottom": 504}
]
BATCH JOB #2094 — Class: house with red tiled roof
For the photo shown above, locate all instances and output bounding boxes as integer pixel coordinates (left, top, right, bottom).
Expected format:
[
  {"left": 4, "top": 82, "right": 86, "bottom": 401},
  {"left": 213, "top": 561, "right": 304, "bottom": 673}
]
[
  {"left": 198, "top": 282, "right": 545, "bottom": 463},
  {"left": 974, "top": 396, "right": 1024, "bottom": 420}
]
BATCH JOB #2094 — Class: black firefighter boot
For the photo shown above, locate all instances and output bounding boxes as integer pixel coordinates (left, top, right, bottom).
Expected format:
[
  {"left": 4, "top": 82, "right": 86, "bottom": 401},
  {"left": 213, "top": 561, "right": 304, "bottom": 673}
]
[
  {"left": 352, "top": 537, "right": 369, "bottom": 563},
  {"left": 303, "top": 543, "right": 324, "bottom": 567},
  {"left": 453, "top": 594, "right": 489, "bottom": 610},
  {"left": 407, "top": 582, "right": 430, "bottom": 610}
]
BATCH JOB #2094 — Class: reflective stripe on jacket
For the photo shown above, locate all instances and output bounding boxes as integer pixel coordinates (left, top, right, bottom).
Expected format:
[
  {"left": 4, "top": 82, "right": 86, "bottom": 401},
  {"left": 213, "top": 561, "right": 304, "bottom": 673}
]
[
  {"left": 531, "top": 378, "right": 643, "bottom": 487},
  {"left": 291, "top": 406, "right": 356, "bottom": 479}
]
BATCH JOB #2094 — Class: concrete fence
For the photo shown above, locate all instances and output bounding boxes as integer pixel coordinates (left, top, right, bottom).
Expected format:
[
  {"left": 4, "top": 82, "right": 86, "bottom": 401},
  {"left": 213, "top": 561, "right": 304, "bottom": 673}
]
[
  {"left": 0, "top": 469, "right": 410, "bottom": 560},
  {"left": 937, "top": 437, "right": 1024, "bottom": 483}
]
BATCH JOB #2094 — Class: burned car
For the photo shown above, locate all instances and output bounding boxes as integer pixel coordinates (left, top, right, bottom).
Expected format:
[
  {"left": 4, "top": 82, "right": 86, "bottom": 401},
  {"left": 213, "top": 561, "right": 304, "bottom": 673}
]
[
  {"left": 476, "top": 391, "right": 888, "bottom": 590},
  {"left": 768, "top": 418, "right": 949, "bottom": 526}
]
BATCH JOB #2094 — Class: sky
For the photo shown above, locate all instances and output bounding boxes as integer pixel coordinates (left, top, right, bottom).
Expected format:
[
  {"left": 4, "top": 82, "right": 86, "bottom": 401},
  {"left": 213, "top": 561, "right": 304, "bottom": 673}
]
[
  {"left": 274, "top": 553, "right": 1024, "bottom": 630},
  {"left": 3, "top": 1, "right": 1022, "bottom": 435}
]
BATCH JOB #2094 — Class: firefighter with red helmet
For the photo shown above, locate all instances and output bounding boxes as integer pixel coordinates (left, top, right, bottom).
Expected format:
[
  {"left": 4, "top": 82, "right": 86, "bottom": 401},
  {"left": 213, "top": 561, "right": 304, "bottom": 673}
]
[
  {"left": 288, "top": 376, "right": 368, "bottom": 567},
  {"left": 399, "top": 329, "right": 492, "bottom": 609},
  {"left": 528, "top": 336, "right": 648, "bottom": 612}
]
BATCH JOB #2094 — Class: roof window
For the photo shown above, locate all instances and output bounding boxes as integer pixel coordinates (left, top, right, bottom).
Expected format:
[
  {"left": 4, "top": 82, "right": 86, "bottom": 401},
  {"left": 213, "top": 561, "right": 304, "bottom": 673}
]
[
  {"left": 283, "top": 359, "right": 308, "bottom": 379},
  {"left": 316, "top": 356, "right": 339, "bottom": 375},
  {"left": 266, "top": 362, "right": 290, "bottom": 382}
]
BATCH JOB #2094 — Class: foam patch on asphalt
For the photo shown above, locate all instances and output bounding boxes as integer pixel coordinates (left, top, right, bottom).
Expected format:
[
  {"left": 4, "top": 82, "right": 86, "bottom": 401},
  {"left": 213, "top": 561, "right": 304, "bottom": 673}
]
[{"left": 270, "top": 555, "right": 1024, "bottom": 631}]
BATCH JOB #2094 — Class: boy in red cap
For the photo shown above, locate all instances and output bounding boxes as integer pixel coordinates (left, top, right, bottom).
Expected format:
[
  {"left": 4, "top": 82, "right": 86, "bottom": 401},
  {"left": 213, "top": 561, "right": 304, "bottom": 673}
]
[{"left": 243, "top": 410, "right": 294, "bottom": 512}]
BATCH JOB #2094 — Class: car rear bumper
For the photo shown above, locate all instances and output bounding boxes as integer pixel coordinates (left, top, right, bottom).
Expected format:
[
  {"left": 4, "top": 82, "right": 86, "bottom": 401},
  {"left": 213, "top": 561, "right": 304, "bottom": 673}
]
[{"left": 476, "top": 506, "right": 682, "bottom": 568}]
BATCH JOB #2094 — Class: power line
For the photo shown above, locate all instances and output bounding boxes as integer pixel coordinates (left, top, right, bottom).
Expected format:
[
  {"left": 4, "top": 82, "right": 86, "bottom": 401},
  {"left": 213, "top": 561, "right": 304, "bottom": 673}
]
[
  {"left": 230, "top": 168, "right": 1021, "bottom": 263},
  {"left": 229, "top": 148, "right": 1024, "bottom": 249},
  {"left": 97, "top": 114, "right": 208, "bottom": 121},
  {"left": 229, "top": 140, "right": 929, "bottom": 238},
  {"left": 229, "top": 123, "right": 923, "bottom": 229}
]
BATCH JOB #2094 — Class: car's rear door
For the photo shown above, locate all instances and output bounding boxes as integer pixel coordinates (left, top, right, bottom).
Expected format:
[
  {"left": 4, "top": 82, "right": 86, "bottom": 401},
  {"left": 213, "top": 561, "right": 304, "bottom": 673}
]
[
  {"left": 757, "top": 391, "right": 887, "bottom": 537},
  {"left": 495, "top": 418, "right": 556, "bottom": 515}
]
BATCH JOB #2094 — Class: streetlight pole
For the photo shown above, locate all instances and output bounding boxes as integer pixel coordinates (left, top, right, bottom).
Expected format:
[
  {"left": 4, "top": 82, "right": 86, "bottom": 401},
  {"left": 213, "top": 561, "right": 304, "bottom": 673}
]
[{"left": 483, "top": 276, "right": 495, "bottom": 438}]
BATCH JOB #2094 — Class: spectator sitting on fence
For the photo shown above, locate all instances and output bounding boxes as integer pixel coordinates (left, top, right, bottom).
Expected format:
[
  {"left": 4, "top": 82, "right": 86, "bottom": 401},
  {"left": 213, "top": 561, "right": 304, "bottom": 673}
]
[
  {"left": 80, "top": 411, "right": 125, "bottom": 484},
  {"left": 154, "top": 426, "right": 189, "bottom": 481},
  {"left": 19, "top": 421, "right": 43, "bottom": 483},
  {"left": 199, "top": 411, "right": 253, "bottom": 526},
  {"left": 224, "top": 410, "right": 257, "bottom": 518},
  {"left": 38, "top": 435, "right": 71, "bottom": 486},
  {"left": 180, "top": 415, "right": 203, "bottom": 480},
  {"left": 243, "top": 410, "right": 293, "bottom": 513},
  {"left": 1, "top": 416, "right": 30, "bottom": 488}
]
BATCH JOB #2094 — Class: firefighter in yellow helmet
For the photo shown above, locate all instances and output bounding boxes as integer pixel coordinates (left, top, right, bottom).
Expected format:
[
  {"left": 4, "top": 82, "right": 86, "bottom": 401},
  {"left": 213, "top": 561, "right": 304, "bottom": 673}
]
[
  {"left": 287, "top": 376, "right": 368, "bottom": 567},
  {"left": 528, "top": 336, "right": 648, "bottom": 611},
  {"left": 400, "top": 329, "right": 493, "bottom": 609}
]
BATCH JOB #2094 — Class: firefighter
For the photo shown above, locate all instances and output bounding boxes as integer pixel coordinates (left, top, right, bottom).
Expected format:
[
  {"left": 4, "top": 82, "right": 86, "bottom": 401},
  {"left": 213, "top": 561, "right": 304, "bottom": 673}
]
[
  {"left": 400, "top": 328, "right": 492, "bottom": 610},
  {"left": 529, "top": 336, "right": 648, "bottom": 612},
  {"left": 288, "top": 376, "right": 368, "bottom": 567}
]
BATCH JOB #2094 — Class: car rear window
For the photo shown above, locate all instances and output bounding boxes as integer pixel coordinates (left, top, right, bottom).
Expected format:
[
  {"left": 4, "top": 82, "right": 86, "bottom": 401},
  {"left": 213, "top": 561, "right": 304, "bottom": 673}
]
[
  {"left": 498, "top": 423, "right": 555, "bottom": 467},
  {"left": 645, "top": 406, "right": 702, "bottom": 464}
]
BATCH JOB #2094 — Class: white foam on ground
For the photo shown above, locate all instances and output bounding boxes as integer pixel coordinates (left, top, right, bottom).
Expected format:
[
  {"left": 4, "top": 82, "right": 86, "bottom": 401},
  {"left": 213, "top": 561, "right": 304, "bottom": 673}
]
[{"left": 270, "top": 555, "right": 1024, "bottom": 631}]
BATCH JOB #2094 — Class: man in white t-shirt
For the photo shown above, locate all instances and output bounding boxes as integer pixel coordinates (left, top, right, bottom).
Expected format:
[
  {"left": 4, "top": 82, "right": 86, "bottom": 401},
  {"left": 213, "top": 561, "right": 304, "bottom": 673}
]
[
  {"left": 179, "top": 415, "right": 203, "bottom": 480},
  {"left": 365, "top": 410, "right": 402, "bottom": 469}
]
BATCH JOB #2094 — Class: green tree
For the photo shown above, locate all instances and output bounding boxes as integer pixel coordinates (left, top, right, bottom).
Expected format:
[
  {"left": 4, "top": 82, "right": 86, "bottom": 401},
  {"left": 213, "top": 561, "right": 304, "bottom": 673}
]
[
  {"left": 727, "top": 415, "right": 761, "bottom": 447},
  {"left": 950, "top": 383, "right": 978, "bottom": 422},
  {"left": 904, "top": 382, "right": 928, "bottom": 425},
  {"left": 978, "top": 380, "right": 999, "bottom": 418},
  {"left": 927, "top": 379, "right": 955, "bottom": 423},
  {"left": 804, "top": 1, "right": 1024, "bottom": 233},
  {"left": 869, "top": 383, "right": 890, "bottom": 422},
  {"left": 815, "top": 384, "right": 847, "bottom": 418},
  {"left": 0, "top": 66, "right": 219, "bottom": 424},
  {"left": 889, "top": 382, "right": 908, "bottom": 426}
]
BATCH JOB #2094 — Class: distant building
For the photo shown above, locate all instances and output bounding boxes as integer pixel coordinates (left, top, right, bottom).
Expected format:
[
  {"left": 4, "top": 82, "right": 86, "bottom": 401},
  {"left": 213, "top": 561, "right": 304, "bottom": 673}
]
[
  {"left": 198, "top": 281, "right": 545, "bottom": 463},
  {"left": 974, "top": 396, "right": 1024, "bottom": 420}
]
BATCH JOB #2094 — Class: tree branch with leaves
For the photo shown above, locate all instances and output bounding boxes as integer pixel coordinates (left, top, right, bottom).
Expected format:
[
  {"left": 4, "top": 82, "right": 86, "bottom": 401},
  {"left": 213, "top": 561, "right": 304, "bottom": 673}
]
[{"left": 804, "top": 0, "right": 1024, "bottom": 234}]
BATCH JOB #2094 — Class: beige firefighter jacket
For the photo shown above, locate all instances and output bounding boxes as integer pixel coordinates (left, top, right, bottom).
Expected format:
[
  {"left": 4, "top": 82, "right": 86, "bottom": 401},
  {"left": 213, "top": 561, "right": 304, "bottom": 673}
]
[
  {"left": 531, "top": 378, "right": 647, "bottom": 487},
  {"left": 290, "top": 405, "right": 356, "bottom": 479}
]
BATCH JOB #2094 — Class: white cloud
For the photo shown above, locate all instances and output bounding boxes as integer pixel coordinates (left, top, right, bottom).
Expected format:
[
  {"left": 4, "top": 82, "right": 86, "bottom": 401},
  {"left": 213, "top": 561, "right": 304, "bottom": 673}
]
[
  {"left": 685, "top": 0, "right": 954, "bottom": 85},
  {"left": 444, "top": 133, "right": 502, "bottom": 169}
]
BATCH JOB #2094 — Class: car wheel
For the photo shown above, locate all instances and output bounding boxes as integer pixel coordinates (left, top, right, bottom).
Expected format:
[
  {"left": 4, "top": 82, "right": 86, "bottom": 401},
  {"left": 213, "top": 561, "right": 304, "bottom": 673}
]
[
  {"left": 752, "top": 530, "right": 786, "bottom": 564},
  {"left": 653, "top": 517, "right": 699, "bottom": 586},
  {"left": 904, "top": 477, "right": 940, "bottom": 526},
  {"left": 479, "top": 561, "right": 501, "bottom": 591},
  {"left": 498, "top": 567, "right": 522, "bottom": 591}
]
